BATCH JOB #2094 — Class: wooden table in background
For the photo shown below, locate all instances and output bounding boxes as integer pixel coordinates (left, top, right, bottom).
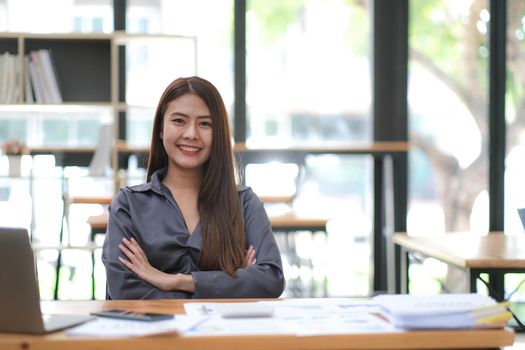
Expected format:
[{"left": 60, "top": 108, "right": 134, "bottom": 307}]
[
  {"left": 0, "top": 299, "right": 516, "bottom": 350},
  {"left": 393, "top": 232, "right": 525, "bottom": 298}
]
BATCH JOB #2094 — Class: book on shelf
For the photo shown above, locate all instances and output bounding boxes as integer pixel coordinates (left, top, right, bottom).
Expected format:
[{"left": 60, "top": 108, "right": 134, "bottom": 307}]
[
  {"left": 27, "top": 49, "right": 62, "bottom": 104},
  {"left": 373, "top": 293, "right": 512, "bottom": 329},
  {"left": 28, "top": 51, "right": 46, "bottom": 103},
  {"left": 24, "top": 56, "right": 34, "bottom": 103},
  {"left": 0, "top": 52, "right": 10, "bottom": 103},
  {"left": 38, "top": 49, "right": 62, "bottom": 103},
  {"left": 5, "top": 54, "right": 19, "bottom": 103},
  {"left": 0, "top": 52, "right": 21, "bottom": 104}
]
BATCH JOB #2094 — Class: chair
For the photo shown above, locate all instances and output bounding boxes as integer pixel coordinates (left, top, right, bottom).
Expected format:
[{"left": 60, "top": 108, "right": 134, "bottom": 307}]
[
  {"left": 238, "top": 150, "right": 330, "bottom": 297},
  {"left": 54, "top": 124, "right": 113, "bottom": 300}
]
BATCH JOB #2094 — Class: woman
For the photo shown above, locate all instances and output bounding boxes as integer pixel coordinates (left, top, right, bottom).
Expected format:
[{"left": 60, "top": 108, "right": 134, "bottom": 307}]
[{"left": 102, "top": 76, "right": 285, "bottom": 299}]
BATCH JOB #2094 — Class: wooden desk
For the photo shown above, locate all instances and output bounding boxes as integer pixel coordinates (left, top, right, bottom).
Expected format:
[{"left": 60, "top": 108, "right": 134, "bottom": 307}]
[
  {"left": 87, "top": 210, "right": 329, "bottom": 234},
  {"left": 70, "top": 196, "right": 112, "bottom": 205},
  {"left": 0, "top": 299, "right": 516, "bottom": 350},
  {"left": 393, "top": 232, "right": 525, "bottom": 298}
]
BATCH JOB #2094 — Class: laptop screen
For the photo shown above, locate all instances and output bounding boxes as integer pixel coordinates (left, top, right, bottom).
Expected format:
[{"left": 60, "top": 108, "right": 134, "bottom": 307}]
[
  {"left": 518, "top": 208, "right": 525, "bottom": 230},
  {"left": 0, "top": 227, "right": 94, "bottom": 334}
]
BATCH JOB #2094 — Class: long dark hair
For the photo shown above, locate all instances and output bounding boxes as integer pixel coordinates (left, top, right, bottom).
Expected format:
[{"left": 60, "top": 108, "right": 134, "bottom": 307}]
[{"left": 147, "top": 76, "right": 245, "bottom": 276}]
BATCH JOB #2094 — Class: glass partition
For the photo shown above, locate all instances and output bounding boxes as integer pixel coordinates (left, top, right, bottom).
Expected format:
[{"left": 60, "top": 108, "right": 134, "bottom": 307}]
[
  {"left": 245, "top": 0, "right": 373, "bottom": 297},
  {"left": 408, "top": 0, "right": 489, "bottom": 234},
  {"left": 408, "top": 0, "right": 489, "bottom": 294}
]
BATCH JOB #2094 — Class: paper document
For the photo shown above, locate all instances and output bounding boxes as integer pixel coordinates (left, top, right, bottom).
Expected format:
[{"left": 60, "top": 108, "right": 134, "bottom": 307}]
[
  {"left": 373, "top": 293, "right": 511, "bottom": 329},
  {"left": 184, "top": 316, "right": 295, "bottom": 336},
  {"left": 266, "top": 298, "right": 381, "bottom": 317},
  {"left": 183, "top": 299, "right": 394, "bottom": 337},
  {"left": 184, "top": 298, "right": 380, "bottom": 317},
  {"left": 66, "top": 315, "right": 207, "bottom": 337}
]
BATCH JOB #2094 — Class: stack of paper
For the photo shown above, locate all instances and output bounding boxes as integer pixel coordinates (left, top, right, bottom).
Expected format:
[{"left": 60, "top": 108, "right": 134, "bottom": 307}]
[{"left": 373, "top": 293, "right": 512, "bottom": 329}]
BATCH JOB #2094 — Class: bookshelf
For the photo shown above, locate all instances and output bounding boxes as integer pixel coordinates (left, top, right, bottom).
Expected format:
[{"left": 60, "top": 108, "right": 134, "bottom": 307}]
[
  {"left": 0, "top": 31, "right": 197, "bottom": 175},
  {"left": 0, "top": 33, "right": 113, "bottom": 104}
]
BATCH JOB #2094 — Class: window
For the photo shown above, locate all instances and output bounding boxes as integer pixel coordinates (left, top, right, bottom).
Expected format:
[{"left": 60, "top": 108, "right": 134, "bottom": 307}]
[
  {"left": 246, "top": 0, "right": 371, "bottom": 147},
  {"left": 407, "top": 0, "right": 490, "bottom": 294},
  {"left": 408, "top": 0, "right": 489, "bottom": 234},
  {"left": 245, "top": 0, "right": 373, "bottom": 297}
]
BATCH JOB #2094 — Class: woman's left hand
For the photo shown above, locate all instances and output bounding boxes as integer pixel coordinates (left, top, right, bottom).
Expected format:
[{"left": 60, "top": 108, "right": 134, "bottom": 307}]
[
  {"left": 118, "top": 237, "right": 191, "bottom": 291},
  {"left": 244, "top": 245, "right": 256, "bottom": 267}
]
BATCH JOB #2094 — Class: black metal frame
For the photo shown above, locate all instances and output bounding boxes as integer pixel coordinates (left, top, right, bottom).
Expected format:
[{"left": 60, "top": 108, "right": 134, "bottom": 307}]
[
  {"left": 372, "top": 0, "right": 409, "bottom": 293},
  {"left": 488, "top": 0, "right": 507, "bottom": 299},
  {"left": 234, "top": 0, "right": 246, "bottom": 144}
]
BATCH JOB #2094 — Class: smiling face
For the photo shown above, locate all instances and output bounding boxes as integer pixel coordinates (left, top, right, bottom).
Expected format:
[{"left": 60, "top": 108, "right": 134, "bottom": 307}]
[{"left": 160, "top": 93, "right": 213, "bottom": 174}]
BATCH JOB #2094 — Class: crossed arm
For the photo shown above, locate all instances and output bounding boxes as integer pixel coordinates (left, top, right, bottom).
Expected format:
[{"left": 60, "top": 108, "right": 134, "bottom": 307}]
[
  {"left": 104, "top": 187, "right": 285, "bottom": 299},
  {"left": 118, "top": 237, "right": 256, "bottom": 293}
]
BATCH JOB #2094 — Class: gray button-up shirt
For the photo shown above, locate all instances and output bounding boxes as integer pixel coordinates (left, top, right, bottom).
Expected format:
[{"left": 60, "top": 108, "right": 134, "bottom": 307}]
[{"left": 102, "top": 168, "right": 285, "bottom": 300}]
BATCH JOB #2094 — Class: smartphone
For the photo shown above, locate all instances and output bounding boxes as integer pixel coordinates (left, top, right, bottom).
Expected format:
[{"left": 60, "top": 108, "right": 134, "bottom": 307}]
[{"left": 90, "top": 309, "right": 174, "bottom": 322}]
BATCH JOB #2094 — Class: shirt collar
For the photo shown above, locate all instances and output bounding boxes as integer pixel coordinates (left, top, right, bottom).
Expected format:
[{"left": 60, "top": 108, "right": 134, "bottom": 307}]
[
  {"left": 127, "top": 167, "right": 166, "bottom": 196},
  {"left": 150, "top": 167, "right": 167, "bottom": 195}
]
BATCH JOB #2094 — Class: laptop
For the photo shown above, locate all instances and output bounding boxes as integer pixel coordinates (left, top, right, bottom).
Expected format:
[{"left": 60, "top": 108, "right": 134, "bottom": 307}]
[
  {"left": 518, "top": 208, "right": 525, "bottom": 230},
  {"left": 0, "top": 227, "right": 95, "bottom": 334}
]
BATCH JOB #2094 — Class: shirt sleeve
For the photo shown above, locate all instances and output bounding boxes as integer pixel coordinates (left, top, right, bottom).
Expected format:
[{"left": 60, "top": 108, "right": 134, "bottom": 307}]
[
  {"left": 191, "top": 188, "right": 285, "bottom": 298},
  {"left": 101, "top": 189, "right": 192, "bottom": 300}
]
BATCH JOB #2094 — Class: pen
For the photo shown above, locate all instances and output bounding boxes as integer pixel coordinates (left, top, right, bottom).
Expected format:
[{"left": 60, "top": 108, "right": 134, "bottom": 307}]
[
  {"left": 200, "top": 305, "right": 208, "bottom": 315},
  {"left": 200, "top": 305, "right": 215, "bottom": 315},
  {"left": 469, "top": 301, "right": 509, "bottom": 319},
  {"left": 475, "top": 311, "right": 512, "bottom": 326}
]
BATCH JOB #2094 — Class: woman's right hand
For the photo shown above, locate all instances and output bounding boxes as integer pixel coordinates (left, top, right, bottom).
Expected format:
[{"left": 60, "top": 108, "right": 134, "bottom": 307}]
[
  {"left": 119, "top": 237, "right": 177, "bottom": 291},
  {"left": 244, "top": 245, "right": 256, "bottom": 267}
]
